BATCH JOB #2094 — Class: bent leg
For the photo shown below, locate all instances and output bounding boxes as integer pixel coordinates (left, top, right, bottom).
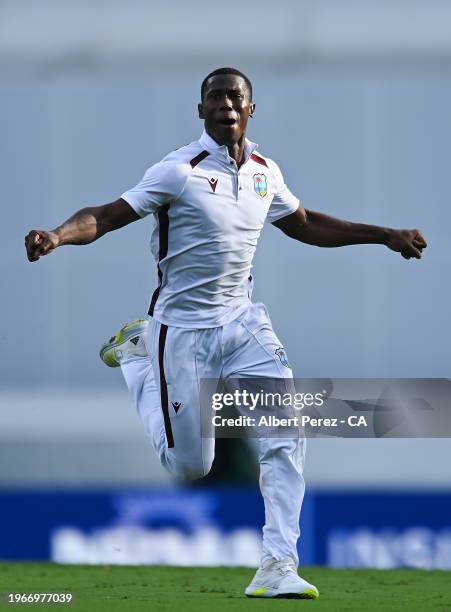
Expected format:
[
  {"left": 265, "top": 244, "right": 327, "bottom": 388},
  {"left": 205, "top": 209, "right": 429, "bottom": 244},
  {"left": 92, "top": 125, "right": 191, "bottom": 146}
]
[
  {"left": 121, "top": 356, "right": 170, "bottom": 472},
  {"left": 121, "top": 319, "right": 218, "bottom": 481}
]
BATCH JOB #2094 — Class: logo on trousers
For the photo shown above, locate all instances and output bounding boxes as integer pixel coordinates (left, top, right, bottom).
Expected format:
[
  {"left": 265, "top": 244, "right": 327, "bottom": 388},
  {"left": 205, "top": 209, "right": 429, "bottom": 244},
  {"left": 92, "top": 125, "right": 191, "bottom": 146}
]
[
  {"left": 172, "top": 401, "right": 182, "bottom": 413},
  {"left": 275, "top": 347, "right": 292, "bottom": 368}
]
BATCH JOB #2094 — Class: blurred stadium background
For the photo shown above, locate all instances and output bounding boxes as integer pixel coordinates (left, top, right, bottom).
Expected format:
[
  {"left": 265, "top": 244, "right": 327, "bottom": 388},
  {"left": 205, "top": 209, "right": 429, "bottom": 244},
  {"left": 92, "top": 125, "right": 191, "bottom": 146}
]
[{"left": 2, "top": 0, "right": 451, "bottom": 569}]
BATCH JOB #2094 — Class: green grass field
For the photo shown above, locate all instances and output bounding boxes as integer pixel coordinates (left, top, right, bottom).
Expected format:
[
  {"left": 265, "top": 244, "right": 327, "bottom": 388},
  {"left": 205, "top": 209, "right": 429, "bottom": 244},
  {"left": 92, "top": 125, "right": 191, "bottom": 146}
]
[{"left": 0, "top": 564, "right": 450, "bottom": 612}]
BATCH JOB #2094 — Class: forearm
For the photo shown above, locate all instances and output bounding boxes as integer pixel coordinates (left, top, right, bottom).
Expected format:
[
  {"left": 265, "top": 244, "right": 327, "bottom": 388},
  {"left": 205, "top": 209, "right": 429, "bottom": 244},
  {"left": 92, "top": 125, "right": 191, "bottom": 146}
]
[
  {"left": 272, "top": 206, "right": 426, "bottom": 259},
  {"left": 291, "top": 209, "right": 391, "bottom": 247},
  {"left": 25, "top": 198, "right": 140, "bottom": 262},
  {"left": 52, "top": 205, "right": 113, "bottom": 246}
]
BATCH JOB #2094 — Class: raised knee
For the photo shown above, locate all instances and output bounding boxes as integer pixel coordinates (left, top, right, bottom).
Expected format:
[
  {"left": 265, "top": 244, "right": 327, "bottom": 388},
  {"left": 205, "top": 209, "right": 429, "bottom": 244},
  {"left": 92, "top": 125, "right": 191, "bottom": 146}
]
[
  {"left": 167, "top": 457, "right": 213, "bottom": 481},
  {"left": 174, "top": 463, "right": 212, "bottom": 481}
]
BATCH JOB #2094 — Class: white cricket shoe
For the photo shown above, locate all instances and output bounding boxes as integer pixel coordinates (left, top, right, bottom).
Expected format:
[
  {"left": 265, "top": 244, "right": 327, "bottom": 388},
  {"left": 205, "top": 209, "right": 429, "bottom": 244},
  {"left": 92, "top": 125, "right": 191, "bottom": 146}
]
[
  {"left": 245, "top": 557, "right": 319, "bottom": 599},
  {"left": 99, "top": 320, "right": 149, "bottom": 367}
]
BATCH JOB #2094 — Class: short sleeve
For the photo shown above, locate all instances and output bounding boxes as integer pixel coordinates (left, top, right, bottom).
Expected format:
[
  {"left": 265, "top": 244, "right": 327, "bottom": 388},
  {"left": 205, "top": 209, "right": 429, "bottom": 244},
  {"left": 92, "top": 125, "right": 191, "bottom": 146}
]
[
  {"left": 121, "top": 161, "right": 188, "bottom": 218},
  {"left": 265, "top": 160, "right": 300, "bottom": 224}
]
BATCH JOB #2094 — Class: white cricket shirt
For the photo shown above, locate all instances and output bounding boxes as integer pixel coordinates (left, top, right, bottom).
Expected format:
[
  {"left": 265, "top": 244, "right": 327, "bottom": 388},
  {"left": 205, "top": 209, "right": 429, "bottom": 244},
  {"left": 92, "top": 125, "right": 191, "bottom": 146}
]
[{"left": 121, "top": 130, "right": 300, "bottom": 328}]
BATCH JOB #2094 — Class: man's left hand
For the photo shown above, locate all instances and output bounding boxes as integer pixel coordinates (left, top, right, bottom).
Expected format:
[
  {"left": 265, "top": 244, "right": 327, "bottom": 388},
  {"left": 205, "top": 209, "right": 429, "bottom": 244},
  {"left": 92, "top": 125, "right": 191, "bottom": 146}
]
[{"left": 386, "top": 229, "right": 427, "bottom": 259}]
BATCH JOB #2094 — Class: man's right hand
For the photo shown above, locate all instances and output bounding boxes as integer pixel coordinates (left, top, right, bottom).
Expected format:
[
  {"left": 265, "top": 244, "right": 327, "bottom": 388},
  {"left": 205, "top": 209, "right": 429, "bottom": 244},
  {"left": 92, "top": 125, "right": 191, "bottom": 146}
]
[
  {"left": 25, "top": 230, "right": 60, "bottom": 262},
  {"left": 25, "top": 200, "right": 140, "bottom": 262}
]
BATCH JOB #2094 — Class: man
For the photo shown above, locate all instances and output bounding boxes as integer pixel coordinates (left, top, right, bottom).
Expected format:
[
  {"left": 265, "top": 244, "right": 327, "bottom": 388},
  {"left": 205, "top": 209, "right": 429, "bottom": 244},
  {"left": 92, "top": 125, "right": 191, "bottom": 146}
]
[{"left": 25, "top": 67, "right": 427, "bottom": 598}]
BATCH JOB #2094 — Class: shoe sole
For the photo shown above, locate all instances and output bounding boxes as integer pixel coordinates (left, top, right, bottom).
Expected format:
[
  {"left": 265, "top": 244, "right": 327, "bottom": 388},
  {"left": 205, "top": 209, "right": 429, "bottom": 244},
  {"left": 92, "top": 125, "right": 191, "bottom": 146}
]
[
  {"left": 245, "top": 587, "right": 319, "bottom": 599},
  {"left": 99, "top": 320, "right": 148, "bottom": 367}
]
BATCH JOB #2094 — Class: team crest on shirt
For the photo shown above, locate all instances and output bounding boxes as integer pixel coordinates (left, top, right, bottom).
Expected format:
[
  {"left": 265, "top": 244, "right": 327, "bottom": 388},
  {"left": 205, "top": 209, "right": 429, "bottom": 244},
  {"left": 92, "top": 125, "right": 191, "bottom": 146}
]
[
  {"left": 275, "top": 347, "right": 292, "bottom": 368},
  {"left": 253, "top": 174, "right": 267, "bottom": 198}
]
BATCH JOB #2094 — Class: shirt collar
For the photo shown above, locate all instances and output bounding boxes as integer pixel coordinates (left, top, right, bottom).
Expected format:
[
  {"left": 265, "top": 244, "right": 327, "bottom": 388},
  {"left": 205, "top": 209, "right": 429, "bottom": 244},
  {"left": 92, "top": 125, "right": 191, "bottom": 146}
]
[{"left": 199, "top": 130, "right": 258, "bottom": 165}]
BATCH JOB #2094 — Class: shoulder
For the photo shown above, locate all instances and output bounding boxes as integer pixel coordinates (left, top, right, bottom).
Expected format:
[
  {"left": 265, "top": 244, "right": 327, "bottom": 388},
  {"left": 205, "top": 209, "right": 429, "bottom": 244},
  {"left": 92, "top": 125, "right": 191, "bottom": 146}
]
[
  {"left": 160, "top": 139, "right": 204, "bottom": 164},
  {"left": 142, "top": 140, "right": 205, "bottom": 187},
  {"left": 159, "top": 140, "right": 208, "bottom": 171},
  {"left": 249, "top": 151, "right": 284, "bottom": 184}
]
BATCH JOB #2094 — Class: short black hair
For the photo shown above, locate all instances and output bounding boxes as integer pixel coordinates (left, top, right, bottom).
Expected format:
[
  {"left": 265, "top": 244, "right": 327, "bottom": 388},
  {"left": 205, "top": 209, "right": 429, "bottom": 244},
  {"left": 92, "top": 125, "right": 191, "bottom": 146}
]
[{"left": 201, "top": 67, "right": 253, "bottom": 101}]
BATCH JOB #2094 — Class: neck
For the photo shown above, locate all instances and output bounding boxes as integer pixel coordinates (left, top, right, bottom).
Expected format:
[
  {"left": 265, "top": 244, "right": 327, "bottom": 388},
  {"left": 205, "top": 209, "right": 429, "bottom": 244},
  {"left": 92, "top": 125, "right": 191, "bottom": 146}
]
[
  {"left": 206, "top": 129, "right": 246, "bottom": 167},
  {"left": 227, "top": 139, "right": 246, "bottom": 167}
]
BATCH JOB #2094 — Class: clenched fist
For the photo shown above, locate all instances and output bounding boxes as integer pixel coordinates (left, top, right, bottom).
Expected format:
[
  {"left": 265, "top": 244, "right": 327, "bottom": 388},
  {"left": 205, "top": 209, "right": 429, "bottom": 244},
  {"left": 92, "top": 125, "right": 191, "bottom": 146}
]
[
  {"left": 386, "top": 229, "right": 427, "bottom": 259},
  {"left": 25, "top": 230, "right": 60, "bottom": 262}
]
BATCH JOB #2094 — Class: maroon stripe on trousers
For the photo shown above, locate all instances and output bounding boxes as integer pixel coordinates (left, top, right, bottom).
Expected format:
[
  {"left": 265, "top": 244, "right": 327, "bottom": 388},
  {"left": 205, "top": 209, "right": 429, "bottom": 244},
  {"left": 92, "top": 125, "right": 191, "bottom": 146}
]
[
  {"left": 158, "top": 323, "right": 174, "bottom": 448},
  {"left": 190, "top": 150, "right": 210, "bottom": 168},
  {"left": 148, "top": 204, "right": 170, "bottom": 316}
]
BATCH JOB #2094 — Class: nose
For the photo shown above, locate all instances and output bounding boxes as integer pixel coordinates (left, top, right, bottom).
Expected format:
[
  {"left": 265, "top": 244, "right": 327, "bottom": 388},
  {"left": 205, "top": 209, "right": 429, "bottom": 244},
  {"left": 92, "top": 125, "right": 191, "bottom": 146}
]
[{"left": 219, "top": 93, "right": 233, "bottom": 110}]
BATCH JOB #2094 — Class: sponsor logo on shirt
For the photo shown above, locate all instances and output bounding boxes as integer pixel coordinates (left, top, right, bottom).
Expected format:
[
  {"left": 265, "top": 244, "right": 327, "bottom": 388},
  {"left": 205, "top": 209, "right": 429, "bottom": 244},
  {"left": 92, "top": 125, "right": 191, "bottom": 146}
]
[{"left": 207, "top": 177, "right": 218, "bottom": 192}]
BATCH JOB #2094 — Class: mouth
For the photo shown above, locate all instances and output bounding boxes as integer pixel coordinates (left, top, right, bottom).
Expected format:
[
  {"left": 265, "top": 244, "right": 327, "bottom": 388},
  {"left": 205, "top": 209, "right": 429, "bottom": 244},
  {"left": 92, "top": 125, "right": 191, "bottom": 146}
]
[{"left": 217, "top": 118, "right": 237, "bottom": 126}]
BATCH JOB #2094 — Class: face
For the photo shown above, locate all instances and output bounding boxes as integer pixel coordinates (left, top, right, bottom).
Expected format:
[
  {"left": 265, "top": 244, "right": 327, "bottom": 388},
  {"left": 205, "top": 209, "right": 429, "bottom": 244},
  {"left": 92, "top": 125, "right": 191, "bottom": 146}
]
[{"left": 198, "top": 74, "right": 255, "bottom": 146}]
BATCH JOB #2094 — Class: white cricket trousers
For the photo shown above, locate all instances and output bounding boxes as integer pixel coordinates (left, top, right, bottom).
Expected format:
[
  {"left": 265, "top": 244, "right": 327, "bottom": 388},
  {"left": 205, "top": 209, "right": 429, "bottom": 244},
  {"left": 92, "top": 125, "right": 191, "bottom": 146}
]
[{"left": 120, "top": 301, "right": 306, "bottom": 566}]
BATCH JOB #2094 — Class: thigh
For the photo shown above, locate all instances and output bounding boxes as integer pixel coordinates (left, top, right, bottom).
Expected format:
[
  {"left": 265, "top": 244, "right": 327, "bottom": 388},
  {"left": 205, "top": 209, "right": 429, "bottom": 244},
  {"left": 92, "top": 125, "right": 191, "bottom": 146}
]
[
  {"left": 147, "top": 319, "right": 217, "bottom": 475},
  {"left": 222, "top": 302, "right": 294, "bottom": 379},
  {"left": 222, "top": 304, "right": 301, "bottom": 439}
]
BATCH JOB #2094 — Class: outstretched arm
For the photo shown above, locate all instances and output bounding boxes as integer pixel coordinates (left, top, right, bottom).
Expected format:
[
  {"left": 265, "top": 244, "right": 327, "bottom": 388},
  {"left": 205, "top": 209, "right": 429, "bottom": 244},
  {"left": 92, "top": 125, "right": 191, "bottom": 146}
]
[
  {"left": 273, "top": 207, "right": 427, "bottom": 259},
  {"left": 25, "top": 198, "right": 140, "bottom": 262}
]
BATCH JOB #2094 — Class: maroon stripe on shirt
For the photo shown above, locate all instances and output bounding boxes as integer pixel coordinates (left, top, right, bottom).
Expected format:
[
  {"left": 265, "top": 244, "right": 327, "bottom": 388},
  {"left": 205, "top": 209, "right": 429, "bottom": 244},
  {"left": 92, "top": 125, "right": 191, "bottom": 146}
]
[
  {"left": 190, "top": 150, "right": 210, "bottom": 168},
  {"left": 148, "top": 204, "right": 170, "bottom": 316},
  {"left": 158, "top": 323, "right": 174, "bottom": 448},
  {"left": 250, "top": 153, "right": 268, "bottom": 167},
  {"left": 148, "top": 279, "right": 160, "bottom": 317},
  {"left": 149, "top": 150, "right": 209, "bottom": 316}
]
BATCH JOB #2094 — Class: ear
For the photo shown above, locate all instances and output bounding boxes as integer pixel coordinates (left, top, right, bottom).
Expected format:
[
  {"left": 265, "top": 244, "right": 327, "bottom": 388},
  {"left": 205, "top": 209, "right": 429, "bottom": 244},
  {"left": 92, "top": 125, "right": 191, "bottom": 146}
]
[
  {"left": 249, "top": 102, "right": 256, "bottom": 118},
  {"left": 198, "top": 103, "right": 205, "bottom": 119}
]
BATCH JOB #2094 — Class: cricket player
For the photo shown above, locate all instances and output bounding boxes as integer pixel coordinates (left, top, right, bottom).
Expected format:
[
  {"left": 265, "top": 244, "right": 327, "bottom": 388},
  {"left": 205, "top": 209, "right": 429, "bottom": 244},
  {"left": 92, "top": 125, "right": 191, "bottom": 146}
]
[{"left": 25, "top": 67, "right": 427, "bottom": 598}]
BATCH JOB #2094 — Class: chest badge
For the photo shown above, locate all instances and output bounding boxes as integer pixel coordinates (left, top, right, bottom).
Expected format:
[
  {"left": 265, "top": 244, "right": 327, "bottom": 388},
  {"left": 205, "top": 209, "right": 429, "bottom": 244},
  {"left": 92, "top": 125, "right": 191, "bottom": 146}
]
[
  {"left": 207, "top": 177, "right": 218, "bottom": 192},
  {"left": 253, "top": 174, "right": 267, "bottom": 198}
]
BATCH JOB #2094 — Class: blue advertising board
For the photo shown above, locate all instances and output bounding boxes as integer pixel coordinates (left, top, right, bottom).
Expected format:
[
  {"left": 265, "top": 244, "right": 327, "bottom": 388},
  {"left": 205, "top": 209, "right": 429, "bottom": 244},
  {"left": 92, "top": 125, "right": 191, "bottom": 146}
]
[{"left": 0, "top": 489, "right": 450, "bottom": 568}]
